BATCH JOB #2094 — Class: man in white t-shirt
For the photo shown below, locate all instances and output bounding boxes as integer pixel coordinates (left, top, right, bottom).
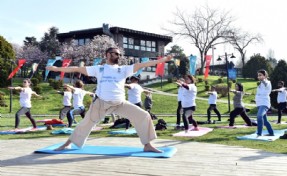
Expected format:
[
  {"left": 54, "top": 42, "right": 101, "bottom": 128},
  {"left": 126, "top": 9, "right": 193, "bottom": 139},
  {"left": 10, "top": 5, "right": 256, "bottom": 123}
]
[
  {"left": 47, "top": 47, "right": 172, "bottom": 153},
  {"left": 272, "top": 81, "right": 287, "bottom": 124}
]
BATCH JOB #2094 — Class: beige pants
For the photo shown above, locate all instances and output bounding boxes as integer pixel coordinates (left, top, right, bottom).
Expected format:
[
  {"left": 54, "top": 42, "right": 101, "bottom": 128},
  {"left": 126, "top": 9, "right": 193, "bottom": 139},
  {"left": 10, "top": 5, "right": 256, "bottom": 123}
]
[{"left": 69, "top": 97, "right": 157, "bottom": 148}]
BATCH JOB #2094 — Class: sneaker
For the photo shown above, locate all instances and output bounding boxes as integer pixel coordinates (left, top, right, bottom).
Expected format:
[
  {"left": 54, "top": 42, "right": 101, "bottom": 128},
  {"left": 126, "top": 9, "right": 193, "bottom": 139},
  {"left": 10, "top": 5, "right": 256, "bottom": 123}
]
[{"left": 280, "top": 134, "right": 287, "bottom": 139}]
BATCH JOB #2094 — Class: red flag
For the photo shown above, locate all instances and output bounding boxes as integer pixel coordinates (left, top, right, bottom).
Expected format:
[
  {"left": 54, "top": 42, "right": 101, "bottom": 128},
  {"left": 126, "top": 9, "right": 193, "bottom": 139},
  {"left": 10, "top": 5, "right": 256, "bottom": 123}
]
[
  {"left": 204, "top": 55, "right": 212, "bottom": 79},
  {"left": 8, "top": 59, "right": 26, "bottom": 80},
  {"left": 155, "top": 56, "right": 165, "bottom": 77},
  {"left": 60, "top": 59, "right": 72, "bottom": 80}
]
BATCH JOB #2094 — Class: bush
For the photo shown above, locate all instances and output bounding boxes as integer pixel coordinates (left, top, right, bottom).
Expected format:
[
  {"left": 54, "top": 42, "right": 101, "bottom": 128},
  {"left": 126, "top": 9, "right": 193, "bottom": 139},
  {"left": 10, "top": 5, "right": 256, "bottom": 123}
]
[
  {"left": 52, "top": 80, "right": 63, "bottom": 89},
  {"left": 0, "top": 91, "right": 7, "bottom": 107},
  {"left": 31, "top": 78, "right": 39, "bottom": 87},
  {"left": 228, "top": 80, "right": 233, "bottom": 88},
  {"left": 48, "top": 79, "right": 54, "bottom": 86},
  {"left": 215, "top": 84, "right": 228, "bottom": 97},
  {"left": 198, "top": 78, "right": 203, "bottom": 83},
  {"left": 33, "top": 86, "right": 42, "bottom": 94},
  {"left": 205, "top": 85, "right": 210, "bottom": 91},
  {"left": 204, "top": 80, "right": 209, "bottom": 85},
  {"left": 34, "top": 72, "right": 43, "bottom": 82},
  {"left": 218, "top": 78, "right": 223, "bottom": 83}
]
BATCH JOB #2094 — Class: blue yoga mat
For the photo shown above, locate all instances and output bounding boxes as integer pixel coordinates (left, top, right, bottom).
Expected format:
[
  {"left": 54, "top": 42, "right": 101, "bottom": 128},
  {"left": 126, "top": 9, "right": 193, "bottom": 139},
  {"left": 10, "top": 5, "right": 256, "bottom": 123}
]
[
  {"left": 35, "top": 143, "right": 177, "bottom": 158},
  {"left": 51, "top": 128, "right": 74, "bottom": 135},
  {"left": 109, "top": 128, "right": 137, "bottom": 135},
  {"left": 0, "top": 126, "right": 46, "bottom": 135},
  {"left": 237, "top": 129, "right": 287, "bottom": 141}
]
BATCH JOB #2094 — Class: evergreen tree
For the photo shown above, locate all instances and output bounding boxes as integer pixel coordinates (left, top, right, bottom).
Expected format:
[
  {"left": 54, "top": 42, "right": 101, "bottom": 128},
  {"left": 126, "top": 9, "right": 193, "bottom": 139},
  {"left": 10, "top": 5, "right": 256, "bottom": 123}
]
[{"left": 242, "top": 54, "right": 272, "bottom": 79}]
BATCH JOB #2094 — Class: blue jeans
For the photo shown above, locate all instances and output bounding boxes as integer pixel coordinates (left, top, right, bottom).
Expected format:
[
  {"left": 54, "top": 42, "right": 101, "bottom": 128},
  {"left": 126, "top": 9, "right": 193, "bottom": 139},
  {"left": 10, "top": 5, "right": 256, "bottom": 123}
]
[{"left": 256, "top": 106, "right": 274, "bottom": 136}]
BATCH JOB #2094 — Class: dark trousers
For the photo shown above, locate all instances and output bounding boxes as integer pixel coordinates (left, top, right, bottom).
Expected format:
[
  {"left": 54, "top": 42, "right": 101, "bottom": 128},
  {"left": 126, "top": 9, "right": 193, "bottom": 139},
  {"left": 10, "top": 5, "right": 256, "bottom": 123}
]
[
  {"left": 229, "top": 108, "right": 252, "bottom": 126},
  {"left": 207, "top": 104, "right": 221, "bottom": 121},
  {"left": 67, "top": 106, "right": 86, "bottom": 127},
  {"left": 59, "top": 106, "right": 71, "bottom": 120},
  {"left": 176, "top": 101, "right": 185, "bottom": 125},
  {"left": 277, "top": 102, "right": 287, "bottom": 123},
  {"left": 15, "top": 107, "right": 36, "bottom": 128},
  {"left": 183, "top": 106, "right": 197, "bottom": 130}
]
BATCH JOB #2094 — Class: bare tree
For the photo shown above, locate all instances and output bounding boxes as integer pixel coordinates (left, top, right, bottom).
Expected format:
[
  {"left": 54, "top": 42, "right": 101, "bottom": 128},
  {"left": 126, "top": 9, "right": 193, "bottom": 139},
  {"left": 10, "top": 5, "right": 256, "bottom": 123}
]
[
  {"left": 165, "top": 5, "right": 235, "bottom": 74},
  {"left": 228, "top": 28, "right": 263, "bottom": 67}
]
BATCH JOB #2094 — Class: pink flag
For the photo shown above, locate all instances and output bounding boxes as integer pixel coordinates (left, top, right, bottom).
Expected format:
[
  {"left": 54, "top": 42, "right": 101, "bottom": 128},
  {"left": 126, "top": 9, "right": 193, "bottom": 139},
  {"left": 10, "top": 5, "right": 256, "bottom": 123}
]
[
  {"left": 60, "top": 59, "right": 72, "bottom": 80},
  {"left": 155, "top": 56, "right": 165, "bottom": 77},
  {"left": 204, "top": 55, "right": 212, "bottom": 79},
  {"left": 8, "top": 59, "right": 26, "bottom": 80}
]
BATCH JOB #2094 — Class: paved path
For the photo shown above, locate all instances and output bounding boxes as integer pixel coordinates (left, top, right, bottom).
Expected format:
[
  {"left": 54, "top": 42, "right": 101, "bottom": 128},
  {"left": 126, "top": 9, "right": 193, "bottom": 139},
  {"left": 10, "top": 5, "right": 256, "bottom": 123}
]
[{"left": 1, "top": 137, "right": 287, "bottom": 176}]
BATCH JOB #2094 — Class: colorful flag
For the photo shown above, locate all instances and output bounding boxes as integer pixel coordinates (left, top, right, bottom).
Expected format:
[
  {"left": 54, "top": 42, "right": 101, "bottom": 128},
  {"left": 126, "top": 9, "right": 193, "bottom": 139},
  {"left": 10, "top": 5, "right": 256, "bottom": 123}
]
[
  {"left": 189, "top": 56, "right": 197, "bottom": 75},
  {"left": 135, "top": 57, "right": 149, "bottom": 76},
  {"left": 228, "top": 68, "right": 237, "bottom": 79},
  {"left": 93, "top": 58, "right": 102, "bottom": 65},
  {"left": 8, "top": 59, "right": 26, "bottom": 80},
  {"left": 45, "top": 59, "right": 57, "bottom": 81},
  {"left": 204, "top": 55, "right": 212, "bottom": 79},
  {"left": 60, "top": 59, "right": 72, "bottom": 80},
  {"left": 155, "top": 56, "right": 165, "bottom": 77}
]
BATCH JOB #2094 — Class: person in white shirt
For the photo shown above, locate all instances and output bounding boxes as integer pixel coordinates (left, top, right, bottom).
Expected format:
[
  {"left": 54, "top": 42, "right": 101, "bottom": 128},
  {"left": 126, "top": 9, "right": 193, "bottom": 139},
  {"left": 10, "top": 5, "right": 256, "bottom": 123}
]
[
  {"left": 57, "top": 85, "right": 72, "bottom": 120},
  {"left": 175, "top": 78, "right": 185, "bottom": 130},
  {"left": 124, "top": 75, "right": 151, "bottom": 129},
  {"left": 46, "top": 47, "right": 172, "bottom": 153},
  {"left": 271, "top": 81, "right": 287, "bottom": 124},
  {"left": 255, "top": 69, "right": 274, "bottom": 137},
  {"left": 175, "top": 74, "right": 198, "bottom": 132},
  {"left": 65, "top": 80, "right": 94, "bottom": 127},
  {"left": 206, "top": 86, "right": 221, "bottom": 123},
  {"left": 8, "top": 78, "right": 41, "bottom": 129}
]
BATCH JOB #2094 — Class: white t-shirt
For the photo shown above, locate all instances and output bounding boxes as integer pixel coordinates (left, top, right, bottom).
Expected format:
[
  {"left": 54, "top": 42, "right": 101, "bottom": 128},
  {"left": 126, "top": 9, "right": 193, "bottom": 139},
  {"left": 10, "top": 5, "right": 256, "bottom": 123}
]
[
  {"left": 277, "top": 87, "right": 287, "bottom": 103},
  {"left": 255, "top": 80, "right": 272, "bottom": 108},
  {"left": 63, "top": 91, "right": 72, "bottom": 106},
  {"left": 177, "top": 87, "right": 184, "bottom": 101},
  {"left": 208, "top": 91, "right": 218, "bottom": 104},
  {"left": 72, "top": 88, "right": 86, "bottom": 108},
  {"left": 86, "top": 64, "right": 134, "bottom": 101},
  {"left": 181, "top": 84, "right": 197, "bottom": 108},
  {"left": 127, "top": 83, "right": 144, "bottom": 104},
  {"left": 20, "top": 87, "right": 32, "bottom": 108}
]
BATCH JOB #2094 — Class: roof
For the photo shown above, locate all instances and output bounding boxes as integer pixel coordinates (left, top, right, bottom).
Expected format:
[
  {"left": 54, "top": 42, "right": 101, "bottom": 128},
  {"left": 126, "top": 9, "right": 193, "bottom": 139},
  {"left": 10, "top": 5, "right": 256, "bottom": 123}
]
[{"left": 57, "top": 26, "right": 172, "bottom": 42}]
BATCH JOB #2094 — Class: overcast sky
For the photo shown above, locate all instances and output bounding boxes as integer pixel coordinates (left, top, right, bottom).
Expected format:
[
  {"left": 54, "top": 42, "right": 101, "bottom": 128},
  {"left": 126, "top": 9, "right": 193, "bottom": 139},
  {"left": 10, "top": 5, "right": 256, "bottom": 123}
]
[{"left": 1, "top": 0, "right": 286, "bottom": 64}]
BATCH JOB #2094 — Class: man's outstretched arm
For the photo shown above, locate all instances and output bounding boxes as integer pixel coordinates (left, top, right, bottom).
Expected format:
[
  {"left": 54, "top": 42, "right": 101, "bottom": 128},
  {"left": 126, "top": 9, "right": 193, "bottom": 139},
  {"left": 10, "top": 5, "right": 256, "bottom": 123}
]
[{"left": 46, "top": 66, "right": 88, "bottom": 75}]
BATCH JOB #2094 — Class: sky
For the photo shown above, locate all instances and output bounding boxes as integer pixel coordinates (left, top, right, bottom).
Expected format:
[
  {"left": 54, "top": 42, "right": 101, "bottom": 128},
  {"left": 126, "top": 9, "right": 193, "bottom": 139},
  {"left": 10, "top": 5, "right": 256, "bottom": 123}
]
[{"left": 1, "top": 0, "right": 287, "bottom": 65}]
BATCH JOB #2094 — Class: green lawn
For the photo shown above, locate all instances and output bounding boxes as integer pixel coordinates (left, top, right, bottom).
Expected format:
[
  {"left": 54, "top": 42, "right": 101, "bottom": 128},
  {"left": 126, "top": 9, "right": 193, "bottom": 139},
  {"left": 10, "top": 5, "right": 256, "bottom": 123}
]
[{"left": 1, "top": 76, "right": 287, "bottom": 154}]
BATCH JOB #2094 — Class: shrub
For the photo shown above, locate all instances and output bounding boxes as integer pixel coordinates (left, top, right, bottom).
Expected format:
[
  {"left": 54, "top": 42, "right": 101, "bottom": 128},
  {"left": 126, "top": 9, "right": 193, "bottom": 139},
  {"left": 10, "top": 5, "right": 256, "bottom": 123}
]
[
  {"left": 52, "top": 80, "right": 63, "bottom": 89},
  {"left": 218, "top": 78, "right": 223, "bottom": 83},
  {"left": 204, "top": 80, "right": 209, "bottom": 85},
  {"left": 33, "top": 86, "right": 42, "bottom": 94},
  {"left": 0, "top": 91, "right": 7, "bottom": 107},
  {"left": 228, "top": 80, "right": 233, "bottom": 88},
  {"left": 198, "top": 78, "right": 203, "bottom": 82},
  {"left": 205, "top": 85, "right": 210, "bottom": 91},
  {"left": 215, "top": 84, "right": 228, "bottom": 97},
  {"left": 31, "top": 78, "right": 39, "bottom": 87},
  {"left": 48, "top": 79, "right": 54, "bottom": 86}
]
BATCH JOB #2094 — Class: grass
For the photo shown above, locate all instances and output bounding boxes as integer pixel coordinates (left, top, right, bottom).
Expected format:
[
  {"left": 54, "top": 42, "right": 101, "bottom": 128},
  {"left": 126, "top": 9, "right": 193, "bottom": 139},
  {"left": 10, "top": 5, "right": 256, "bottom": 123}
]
[{"left": 1, "top": 76, "right": 287, "bottom": 154}]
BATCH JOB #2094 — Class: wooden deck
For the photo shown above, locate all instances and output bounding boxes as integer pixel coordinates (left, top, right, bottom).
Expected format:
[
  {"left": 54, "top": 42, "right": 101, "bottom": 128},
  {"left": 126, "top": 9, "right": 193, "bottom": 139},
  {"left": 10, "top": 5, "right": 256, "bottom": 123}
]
[{"left": 1, "top": 137, "right": 287, "bottom": 176}]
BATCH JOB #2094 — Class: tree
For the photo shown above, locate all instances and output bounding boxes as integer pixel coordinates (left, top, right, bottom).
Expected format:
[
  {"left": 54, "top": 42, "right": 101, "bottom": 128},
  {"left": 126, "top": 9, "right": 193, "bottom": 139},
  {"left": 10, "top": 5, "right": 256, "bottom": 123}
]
[
  {"left": 178, "top": 57, "right": 189, "bottom": 76},
  {"left": 0, "top": 36, "right": 15, "bottom": 87},
  {"left": 242, "top": 54, "right": 272, "bottom": 79},
  {"left": 39, "top": 26, "right": 60, "bottom": 58},
  {"left": 60, "top": 35, "right": 124, "bottom": 65},
  {"left": 269, "top": 60, "right": 287, "bottom": 108},
  {"left": 166, "top": 5, "right": 235, "bottom": 74},
  {"left": 24, "top": 36, "right": 39, "bottom": 47},
  {"left": 227, "top": 29, "right": 263, "bottom": 68},
  {"left": 166, "top": 45, "right": 186, "bottom": 78}
]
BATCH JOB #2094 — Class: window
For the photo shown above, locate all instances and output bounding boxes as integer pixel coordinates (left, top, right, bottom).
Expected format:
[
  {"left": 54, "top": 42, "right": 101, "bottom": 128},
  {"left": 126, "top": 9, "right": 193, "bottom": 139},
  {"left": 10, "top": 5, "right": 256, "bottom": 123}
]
[
  {"left": 123, "top": 37, "right": 156, "bottom": 52},
  {"left": 79, "top": 39, "right": 84, "bottom": 46},
  {"left": 85, "top": 38, "right": 90, "bottom": 44}
]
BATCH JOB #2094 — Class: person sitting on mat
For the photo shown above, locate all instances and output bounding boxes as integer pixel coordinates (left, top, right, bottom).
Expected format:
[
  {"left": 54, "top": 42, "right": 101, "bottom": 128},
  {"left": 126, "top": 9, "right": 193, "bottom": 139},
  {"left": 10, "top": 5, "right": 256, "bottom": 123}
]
[
  {"left": 206, "top": 85, "right": 221, "bottom": 123},
  {"left": 65, "top": 80, "right": 94, "bottom": 127},
  {"left": 229, "top": 83, "right": 255, "bottom": 127},
  {"left": 46, "top": 47, "right": 172, "bottom": 153},
  {"left": 175, "top": 74, "right": 198, "bottom": 133},
  {"left": 8, "top": 78, "right": 41, "bottom": 130},
  {"left": 271, "top": 81, "right": 287, "bottom": 124},
  {"left": 57, "top": 85, "right": 72, "bottom": 120}
]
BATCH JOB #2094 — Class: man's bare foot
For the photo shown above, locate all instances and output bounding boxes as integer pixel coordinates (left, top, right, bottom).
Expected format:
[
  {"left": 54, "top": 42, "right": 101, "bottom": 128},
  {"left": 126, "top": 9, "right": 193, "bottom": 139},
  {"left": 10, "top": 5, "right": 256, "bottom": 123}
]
[
  {"left": 54, "top": 140, "right": 72, "bottom": 151},
  {"left": 144, "top": 143, "right": 163, "bottom": 153}
]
